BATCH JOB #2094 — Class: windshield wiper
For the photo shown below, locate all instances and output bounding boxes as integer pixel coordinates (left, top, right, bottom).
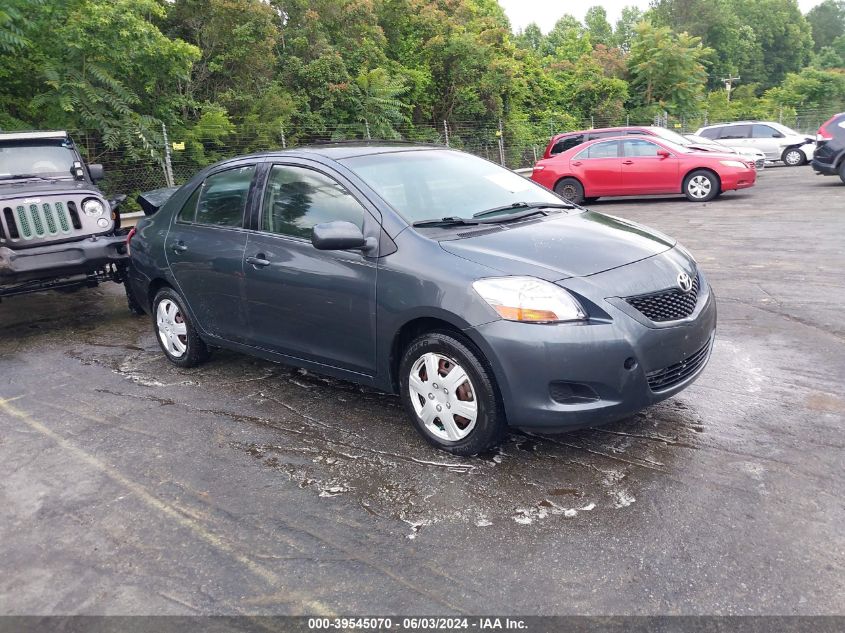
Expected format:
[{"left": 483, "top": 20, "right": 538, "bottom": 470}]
[
  {"left": 412, "top": 216, "right": 481, "bottom": 228},
  {"left": 472, "top": 201, "right": 574, "bottom": 219}
]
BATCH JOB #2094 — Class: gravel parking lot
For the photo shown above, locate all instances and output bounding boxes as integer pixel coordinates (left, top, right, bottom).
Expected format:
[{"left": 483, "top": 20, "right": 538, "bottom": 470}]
[{"left": 0, "top": 165, "right": 843, "bottom": 616}]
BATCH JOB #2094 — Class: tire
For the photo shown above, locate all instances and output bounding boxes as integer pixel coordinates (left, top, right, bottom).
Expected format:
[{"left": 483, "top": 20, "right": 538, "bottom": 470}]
[
  {"left": 554, "top": 178, "right": 585, "bottom": 205},
  {"left": 152, "top": 287, "right": 209, "bottom": 368},
  {"left": 839, "top": 160, "right": 845, "bottom": 184},
  {"left": 683, "top": 169, "right": 719, "bottom": 202},
  {"left": 125, "top": 282, "right": 145, "bottom": 316},
  {"left": 399, "top": 331, "right": 506, "bottom": 456},
  {"left": 781, "top": 148, "right": 806, "bottom": 167}
]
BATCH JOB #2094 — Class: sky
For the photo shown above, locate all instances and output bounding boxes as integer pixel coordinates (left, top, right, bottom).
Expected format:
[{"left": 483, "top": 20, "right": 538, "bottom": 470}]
[{"left": 498, "top": 0, "right": 826, "bottom": 33}]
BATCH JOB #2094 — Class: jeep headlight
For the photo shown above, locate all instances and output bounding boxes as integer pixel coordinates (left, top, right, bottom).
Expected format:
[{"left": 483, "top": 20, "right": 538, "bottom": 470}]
[
  {"left": 82, "top": 198, "right": 105, "bottom": 216},
  {"left": 472, "top": 277, "right": 586, "bottom": 323}
]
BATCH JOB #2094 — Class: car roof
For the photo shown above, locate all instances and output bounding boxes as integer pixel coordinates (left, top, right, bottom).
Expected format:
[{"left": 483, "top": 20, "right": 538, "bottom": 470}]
[
  {"left": 698, "top": 121, "right": 781, "bottom": 129},
  {"left": 213, "top": 143, "right": 448, "bottom": 166},
  {"left": 552, "top": 126, "right": 655, "bottom": 139},
  {"left": 0, "top": 130, "right": 70, "bottom": 142}
]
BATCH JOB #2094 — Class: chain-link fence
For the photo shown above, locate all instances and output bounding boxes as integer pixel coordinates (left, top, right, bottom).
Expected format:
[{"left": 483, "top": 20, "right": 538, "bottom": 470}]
[{"left": 71, "top": 106, "right": 841, "bottom": 213}]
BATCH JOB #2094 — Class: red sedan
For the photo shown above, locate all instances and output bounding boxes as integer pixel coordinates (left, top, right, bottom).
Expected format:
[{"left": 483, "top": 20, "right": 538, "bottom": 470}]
[{"left": 531, "top": 135, "right": 757, "bottom": 204}]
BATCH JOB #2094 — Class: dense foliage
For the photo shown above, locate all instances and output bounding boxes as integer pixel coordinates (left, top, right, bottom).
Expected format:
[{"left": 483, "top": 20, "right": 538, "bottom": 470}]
[{"left": 1, "top": 0, "right": 844, "bottom": 163}]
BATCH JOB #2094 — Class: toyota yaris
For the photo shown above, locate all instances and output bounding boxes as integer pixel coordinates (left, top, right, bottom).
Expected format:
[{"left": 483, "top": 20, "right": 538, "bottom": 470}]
[{"left": 127, "top": 144, "right": 716, "bottom": 455}]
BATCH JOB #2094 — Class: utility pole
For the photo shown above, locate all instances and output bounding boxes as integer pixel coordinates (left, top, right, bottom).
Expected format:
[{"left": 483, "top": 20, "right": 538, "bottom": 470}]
[
  {"left": 443, "top": 120, "right": 449, "bottom": 147},
  {"left": 161, "top": 123, "right": 174, "bottom": 188},
  {"left": 722, "top": 75, "right": 740, "bottom": 101}
]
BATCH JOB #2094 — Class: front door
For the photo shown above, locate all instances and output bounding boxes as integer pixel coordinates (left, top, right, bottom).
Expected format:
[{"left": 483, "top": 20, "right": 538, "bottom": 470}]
[
  {"left": 242, "top": 162, "right": 379, "bottom": 375},
  {"left": 620, "top": 139, "right": 679, "bottom": 194},
  {"left": 165, "top": 163, "right": 256, "bottom": 342}
]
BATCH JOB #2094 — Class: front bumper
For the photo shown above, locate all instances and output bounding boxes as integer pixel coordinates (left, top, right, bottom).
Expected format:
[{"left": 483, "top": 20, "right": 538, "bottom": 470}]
[
  {"left": 720, "top": 168, "right": 756, "bottom": 191},
  {"left": 467, "top": 279, "right": 717, "bottom": 431},
  {"left": 0, "top": 235, "right": 128, "bottom": 285}
]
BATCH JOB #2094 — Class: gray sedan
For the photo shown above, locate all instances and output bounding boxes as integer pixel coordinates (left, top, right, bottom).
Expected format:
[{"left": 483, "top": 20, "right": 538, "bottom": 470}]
[{"left": 127, "top": 144, "right": 716, "bottom": 455}]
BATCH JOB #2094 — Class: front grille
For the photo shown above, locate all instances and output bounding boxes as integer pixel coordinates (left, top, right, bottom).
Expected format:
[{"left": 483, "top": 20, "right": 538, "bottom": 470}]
[
  {"left": 1, "top": 201, "right": 75, "bottom": 242},
  {"left": 647, "top": 336, "right": 712, "bottom": 392},
  {"left": 626, "top": 274, "right": 700, "bottom": 322}
]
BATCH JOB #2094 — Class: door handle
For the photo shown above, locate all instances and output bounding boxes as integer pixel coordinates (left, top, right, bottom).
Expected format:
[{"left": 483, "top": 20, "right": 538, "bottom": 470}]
[
  {"left": 622, "top": 160, "right": 634, "bottom": 165},
  {"left": 171, "top": 241, "right": 188, "bottom": 253},
  {"left": 571, "top": 161, "right": 582, "bottom": 166},
  {"left": 246, "top": 254, "right": 271, "bottom": 268}
]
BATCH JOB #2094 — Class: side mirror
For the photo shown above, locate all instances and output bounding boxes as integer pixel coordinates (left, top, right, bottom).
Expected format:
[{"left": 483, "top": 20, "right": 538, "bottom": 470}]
[
  {"left": 657, "top": 150, "right": 671, "bottom": 158},
  {"left": 88, "top": 164, "right": 105, "bottom": 182},
  {"left": 311, "top": 221, "right": 368, "bottom": 251}
]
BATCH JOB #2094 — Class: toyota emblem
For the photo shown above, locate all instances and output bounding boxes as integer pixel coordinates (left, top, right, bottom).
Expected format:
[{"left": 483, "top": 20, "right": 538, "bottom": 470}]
[{"left": 677, "top": 272, "right": 693, "bottom": 293}]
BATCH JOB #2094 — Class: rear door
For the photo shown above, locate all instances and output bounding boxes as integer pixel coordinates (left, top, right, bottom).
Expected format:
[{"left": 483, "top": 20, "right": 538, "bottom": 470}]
[
  {"left": 165, "top": 163, "right": 257, "bottom": 343},
  {"left": 620, "top": 139, "right": 679, "bottom": 194},
  {"left": 569, "top": 140, "right": 622, "bottom": 195}
]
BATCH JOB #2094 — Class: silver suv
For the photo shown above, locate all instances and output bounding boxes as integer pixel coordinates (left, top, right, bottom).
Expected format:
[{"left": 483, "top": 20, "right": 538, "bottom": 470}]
[{"left": 695, "top": 121, "right": 816, "bottom": 166}]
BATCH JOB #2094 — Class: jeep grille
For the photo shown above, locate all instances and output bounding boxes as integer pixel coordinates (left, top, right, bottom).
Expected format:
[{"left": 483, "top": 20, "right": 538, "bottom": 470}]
[{"left": 1, "top": 198, "right": 99, "bottom": 245}]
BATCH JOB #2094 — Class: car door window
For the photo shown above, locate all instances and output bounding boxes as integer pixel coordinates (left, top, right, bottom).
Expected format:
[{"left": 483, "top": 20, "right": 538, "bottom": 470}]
[
  {"left": 719, "top": 125, "right": 751, "bottom": 140},
  {"left": 551, "top": 134, "right": 584, "bottom": 155},
  {"left": 751, "top": 124, "right": 780, "bottom": 138},
  {"left": 262, "top": 165, "right": 365, "bottom": 239},
  {"left": 176, "top": 185, "right": 201, "bottom": 223},
  {"left": 574, "top": 140, "right": 620, "bottom": 159},
  {"left": 623, "top": 139, "right": 662, "bottom": 157},
  {"left": 194, "top": 166, "right": 254, "bottom": 227}
]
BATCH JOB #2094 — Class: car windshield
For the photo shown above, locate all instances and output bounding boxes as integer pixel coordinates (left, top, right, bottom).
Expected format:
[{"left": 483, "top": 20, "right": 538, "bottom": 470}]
[
  {"left": 649, "top": 127, "right": 695, "bottom": 146},
  {"left": 341, "top": 149, "right": 563, "bottom": 224},
  {"left": 685, "top": 134, "right": 718, "bottom": 145},
  {"left": 0, "top": 139, "right": 77, "bottom": 180}
]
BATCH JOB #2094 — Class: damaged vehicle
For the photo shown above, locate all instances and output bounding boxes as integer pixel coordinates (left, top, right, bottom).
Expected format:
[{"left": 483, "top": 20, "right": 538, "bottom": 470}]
[
  {"left": 128, "top": 144, "right": 716, "bottom": 456},
  {"left": 0, "top": 131, "right": 135, "bottom": 309}
]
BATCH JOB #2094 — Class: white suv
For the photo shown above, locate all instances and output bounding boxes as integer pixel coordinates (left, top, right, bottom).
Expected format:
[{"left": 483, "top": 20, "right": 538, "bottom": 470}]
[{"left": 695, "top": 121, "right": 816, "bottom": 166}]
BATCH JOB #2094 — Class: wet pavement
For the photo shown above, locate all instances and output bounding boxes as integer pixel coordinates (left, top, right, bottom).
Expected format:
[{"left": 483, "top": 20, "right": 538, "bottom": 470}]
[{"left": 1, "top": 166, "right": 843, "bottom": 615}]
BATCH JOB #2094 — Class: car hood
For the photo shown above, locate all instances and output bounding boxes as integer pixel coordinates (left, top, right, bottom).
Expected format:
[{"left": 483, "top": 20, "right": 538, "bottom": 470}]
[
  {"left": 439, "top": 210, "right": 676, "bottom": 281},
  {"left": 0, "top": 179, "right": 100, "bottom": 199}
]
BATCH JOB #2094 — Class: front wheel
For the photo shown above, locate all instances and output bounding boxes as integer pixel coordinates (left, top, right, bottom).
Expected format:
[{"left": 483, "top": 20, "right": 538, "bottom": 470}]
[
  {"left": 683, "top": 170, "right": 719, "bottom": 202},
  {"left": 782, "top": 148, "right": 806, "bottom": 167},
  {"left": 399, "top": 331, "right": 506, "bottom": 456},
  {"left": 554, "top": 178, "right": 585, "bottom": 205},
  {"left": 152, "top": 287, "right": 209, "bottom": 367}
]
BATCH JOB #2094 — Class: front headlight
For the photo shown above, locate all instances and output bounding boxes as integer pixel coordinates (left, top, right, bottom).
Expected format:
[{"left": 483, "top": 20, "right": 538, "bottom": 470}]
[
  {"left": 472, "top": 276, "right": 586, "bottom": 323},
  {"left": 719, "top": 160, "right": 747, "bottom": 168},
  {"left": 82, "top": 198, "right": 105, "bottom": 216}
]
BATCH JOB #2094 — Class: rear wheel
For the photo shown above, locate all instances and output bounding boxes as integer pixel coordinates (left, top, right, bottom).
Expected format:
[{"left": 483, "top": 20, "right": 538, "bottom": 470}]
[
  {"left": 782, "top": 148, "right": 806, "bottom": 167},
  {"left": 152, "top": 288, "right": 209, "bottom": 367},
  {"left": 554, "top": 178, "right": 585, "bottom": 205},
  {"left": 399, "top": 331, "right": 506, "bottom": 456},
  {"left": 125, "top": 282, "right": 145, "bottom": 316},
  {"left": 839, "top": 160, "right": 845, "bottom": 184},
  {"left": 683, "top": 170, "right": 719, "bottom": 202}
]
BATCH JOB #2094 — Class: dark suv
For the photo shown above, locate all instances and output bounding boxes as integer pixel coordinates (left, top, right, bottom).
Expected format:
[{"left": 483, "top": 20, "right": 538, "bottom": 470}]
[
  {"left": 0, "top": 131, "right": 132, "bottom": 302},
  {"left": 812, "top": 113, "right": 845, "bottom": 183}
]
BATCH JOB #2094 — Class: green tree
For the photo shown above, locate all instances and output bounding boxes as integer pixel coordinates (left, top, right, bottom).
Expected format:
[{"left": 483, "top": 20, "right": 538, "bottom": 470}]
[
  {"left": 614, "top": 6, "right": 644, "bottom": 52},
  {"left": 584, "top": 7, "right": 613, "bottom": 47},
  {"left": 806, "top": 0, "right": 845, "bottom": 51},
  {"left": 627, "top": 21, "right": 712, "bottom": 114}
]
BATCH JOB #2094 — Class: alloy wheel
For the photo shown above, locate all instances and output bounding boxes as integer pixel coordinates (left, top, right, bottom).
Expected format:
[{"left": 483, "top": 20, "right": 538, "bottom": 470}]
[
  {"left": 408, "top": 352, "right": 478, "bottom": 441},
  {"left": 687, "top": 175, "right": 712, "bottom": 200},
  {"left": 784, "top": 149, "right": 803, "bottom": 166},
  {"left": 156, "top": 298, "right": 188, "bottom": 358}
]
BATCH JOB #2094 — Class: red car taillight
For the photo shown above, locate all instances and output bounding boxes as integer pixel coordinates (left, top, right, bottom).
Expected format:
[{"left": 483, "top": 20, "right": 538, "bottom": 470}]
[
  {"left": 817, "top": 115, "right": 837, "bottom": 141},
  {"left": 126, "top": 226, "right": 136, "bottom": 256}
]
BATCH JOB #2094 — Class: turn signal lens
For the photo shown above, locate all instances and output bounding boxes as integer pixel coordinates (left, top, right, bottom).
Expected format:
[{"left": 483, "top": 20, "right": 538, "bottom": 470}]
[{"left": 472, "top": 277, "right": 586, "bottom": 323}]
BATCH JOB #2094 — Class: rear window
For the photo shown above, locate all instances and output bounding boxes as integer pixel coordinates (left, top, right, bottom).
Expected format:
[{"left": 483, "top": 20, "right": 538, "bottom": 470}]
[
  {"left": 550, "top": 134, "right": 585, "bottom": 155},
  {"left": 719, "top": 125, "right": 751, "bottom": 140},
  {"left": 574, "top": 140, "right": 620, "bottom": 159}
]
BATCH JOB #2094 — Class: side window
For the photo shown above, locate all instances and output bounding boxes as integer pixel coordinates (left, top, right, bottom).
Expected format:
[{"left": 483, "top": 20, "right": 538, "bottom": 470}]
[
  {"left": 752, "top": 124, "right": 779, "bottom": 138},
  {"left": 587, "top": 141, "right": 620, "bottom": 158},
  {"left": 699, "top": 128, "right": 720, "bottom": 139},
  {"left": 622, "top": 139, "right": 662, "bottom": 157},
  {"left": 719, "top": 125, "right": 751, "bottom": 140},
  {"left": 262, "top": 165, "right": 365, "bottom": 239},
  {"left": 195, "top": 166, "right": 254, "bottom": 227},
  {"left": 551, "top": 134, "right": 583, "bottom": 155},
  {"left": 177, "top": 185, "right": 201, "bottom": 223}
]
